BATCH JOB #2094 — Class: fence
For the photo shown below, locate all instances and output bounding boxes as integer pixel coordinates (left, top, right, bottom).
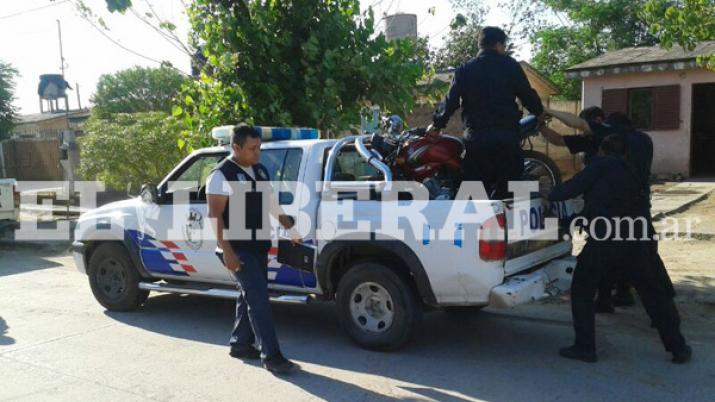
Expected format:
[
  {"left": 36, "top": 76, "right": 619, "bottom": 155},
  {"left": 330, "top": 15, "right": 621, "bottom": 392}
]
[{"left": 0, "top": 137, "right": 63, "bottom": 180}]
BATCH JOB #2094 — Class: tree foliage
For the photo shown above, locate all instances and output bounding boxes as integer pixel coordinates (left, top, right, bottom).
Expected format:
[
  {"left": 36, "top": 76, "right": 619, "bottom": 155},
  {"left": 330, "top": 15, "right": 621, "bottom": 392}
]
[
  {"left": 643, "top": 0, "right": 715, "bottom": 69},
  {"left": 104, "top": 0, "right": 132, "bottom": 13},
  {"left": 78, "top": 112, "right": 187, "bottom": 190},
  {"left": 91, "top": 66, "right": 187, "bottom": 117},
  {"left": 431, "top": 0, "right": 488, "bottom": 70},
  {"left": 175, "top": 0, "right": 428, "bottom": 147},
  {"left": 0, "top": 61, "right": 18, "bottom": 141},
  {"left": 527, "top": 0, "right": 672, "bottom": 99}
]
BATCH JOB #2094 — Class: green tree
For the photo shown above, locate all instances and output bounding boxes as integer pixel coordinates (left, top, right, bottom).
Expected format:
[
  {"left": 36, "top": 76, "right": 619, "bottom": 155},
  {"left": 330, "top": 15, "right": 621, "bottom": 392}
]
[
  {"left": 644, "top": 0, "right": 715, "bottom": 69},
  {"left": 78, "top": 112, "right": 187, "bottom": 190},
  {"left": 0, "top": 62, "right": 18, "bottom": 141},
  {"left": 432, "top": 0, "right": 488, "bottom": 70},
  {"left": 91, "top": 66, "right": 187, "bottom": 117},
  {"left": 530, "top": 26, "right": 601, "bottom": 99},
  {"left": 176, "top": 0, "right": 428, "bottom": 146},
  {"left": 103, "top": 0, "right": 132, "bottom": 13},
  {"left": 527, "top": 0, "right": 672, "bottom": 99}
]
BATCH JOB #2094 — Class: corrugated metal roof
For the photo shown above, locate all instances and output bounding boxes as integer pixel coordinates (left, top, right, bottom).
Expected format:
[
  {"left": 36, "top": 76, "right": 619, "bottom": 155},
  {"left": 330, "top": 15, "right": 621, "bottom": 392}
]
[
  {"left": 15, "top": 109, "right": 91, "bottom": 124},
  {"left": 567, "top": 42, "right": 715, "bottom": 72}
]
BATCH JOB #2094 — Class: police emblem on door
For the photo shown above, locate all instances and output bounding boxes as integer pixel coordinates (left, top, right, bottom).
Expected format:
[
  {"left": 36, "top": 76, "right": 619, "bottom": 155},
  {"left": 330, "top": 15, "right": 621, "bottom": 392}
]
[{"left": 184, "top": 207, "right": 204, "bottom": 250}]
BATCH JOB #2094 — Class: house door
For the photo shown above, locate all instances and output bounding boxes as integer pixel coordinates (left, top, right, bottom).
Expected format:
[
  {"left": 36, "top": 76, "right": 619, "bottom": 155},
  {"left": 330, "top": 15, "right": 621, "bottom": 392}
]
[{"left": 691, "top": 83, "right": 715, "bottom": 176}]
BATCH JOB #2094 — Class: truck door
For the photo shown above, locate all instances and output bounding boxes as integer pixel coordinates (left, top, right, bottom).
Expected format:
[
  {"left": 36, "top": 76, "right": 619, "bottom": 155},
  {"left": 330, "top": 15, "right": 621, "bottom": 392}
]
[
  {"left": 260, "top": 147, "right": 311, "bottom": 289},
  {"left": 135, "top": 153, "right": 233, "bottom": 283}
]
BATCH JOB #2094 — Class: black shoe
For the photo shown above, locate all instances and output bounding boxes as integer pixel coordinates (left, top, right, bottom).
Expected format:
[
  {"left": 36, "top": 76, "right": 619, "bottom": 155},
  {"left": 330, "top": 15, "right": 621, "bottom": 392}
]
[
  {"left": 595, "top": 302, "right": 615, "bottom": 314},
  {"left": 613, "top": 292, "right": 635, "bottom": 307},
  {"left": 672, "top": 345, "right": 692, "bottom": 364},
  {"left": 263, "top": 355, "right": 298, "bottom": 374},
  {"left": 559, "top": 345, "right": 597, "bottom": 363},
  {"left": 229, "top": 346, "right": 261, "bottom": 360}
]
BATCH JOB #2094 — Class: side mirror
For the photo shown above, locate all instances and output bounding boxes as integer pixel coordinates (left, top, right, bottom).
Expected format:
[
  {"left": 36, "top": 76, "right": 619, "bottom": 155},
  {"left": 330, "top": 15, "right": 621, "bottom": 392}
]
[
  {"left": 140, "top": 183, "right": 159, "bottom": 204},
  {"left": 279, "top": 191, "right": 294, "bottom": 205}
]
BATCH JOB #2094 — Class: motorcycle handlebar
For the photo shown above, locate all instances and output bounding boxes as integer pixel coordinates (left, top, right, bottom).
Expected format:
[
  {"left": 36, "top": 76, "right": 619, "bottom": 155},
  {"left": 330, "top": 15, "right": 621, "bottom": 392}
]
[{"left": 403, "top": 127, "right": 427, "bottom": 136}]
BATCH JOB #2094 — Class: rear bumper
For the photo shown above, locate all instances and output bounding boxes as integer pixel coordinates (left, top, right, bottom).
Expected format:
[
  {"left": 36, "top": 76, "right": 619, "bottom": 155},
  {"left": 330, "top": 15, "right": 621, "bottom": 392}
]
[
  {"left": 489, "top": 256, "right": 576, "bottom": 309},
  {"left": 72, "top": 241, "right": 87, "bottom": 275}
]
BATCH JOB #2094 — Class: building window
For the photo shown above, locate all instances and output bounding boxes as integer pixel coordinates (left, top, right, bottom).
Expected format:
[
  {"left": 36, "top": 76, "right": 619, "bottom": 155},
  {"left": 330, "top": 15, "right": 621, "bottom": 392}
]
[
  {"left": 602, "top": 85, "right": 680, "bottom": 131},
  {"left": 628, "top": 88, "right": 653, "bottom": 129}
]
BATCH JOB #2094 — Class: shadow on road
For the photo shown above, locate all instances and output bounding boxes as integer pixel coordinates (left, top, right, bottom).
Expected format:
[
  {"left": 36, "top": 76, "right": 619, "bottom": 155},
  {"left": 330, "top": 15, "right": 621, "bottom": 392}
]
[
  {"left": 0, "top": 316, "right": 15, "bottom": 346},
  {"left": 0, "top": 241, "right": 69, "bottom": 277},
  {"left": 102, "top": 292, "right": 713, "bottom": 402}
]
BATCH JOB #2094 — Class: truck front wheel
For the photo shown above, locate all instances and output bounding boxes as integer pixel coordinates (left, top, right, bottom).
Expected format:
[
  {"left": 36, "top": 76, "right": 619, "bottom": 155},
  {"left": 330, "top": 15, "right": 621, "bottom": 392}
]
[
  {"left": 88, "top": 243, "right": 149, "bottom": 311},
  {"left": 336, "top": 262, "right": 422, "bottom": 350}
]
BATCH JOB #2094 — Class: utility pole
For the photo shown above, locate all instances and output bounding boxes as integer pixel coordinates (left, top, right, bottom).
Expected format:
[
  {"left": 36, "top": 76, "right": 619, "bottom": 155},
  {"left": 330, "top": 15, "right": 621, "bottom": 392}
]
[
  {"left": 76, "top": 82, "right": 82, "bottom": 109},
  {"left": 57, "top": 19, "right": 74, "bottom": 217}
]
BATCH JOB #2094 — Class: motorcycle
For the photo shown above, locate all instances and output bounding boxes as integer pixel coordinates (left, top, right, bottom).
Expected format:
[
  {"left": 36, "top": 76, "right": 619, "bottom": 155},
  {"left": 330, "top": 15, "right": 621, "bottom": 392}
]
[{"left": 368, "top": 115, "right": 562, "bottom": 200}]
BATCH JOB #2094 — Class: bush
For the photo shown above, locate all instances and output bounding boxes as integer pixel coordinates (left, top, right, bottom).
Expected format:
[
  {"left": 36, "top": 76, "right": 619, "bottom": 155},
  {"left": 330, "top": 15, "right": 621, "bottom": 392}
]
[{"left": 78, "top": 112, "right": 188, "bottom": 191}]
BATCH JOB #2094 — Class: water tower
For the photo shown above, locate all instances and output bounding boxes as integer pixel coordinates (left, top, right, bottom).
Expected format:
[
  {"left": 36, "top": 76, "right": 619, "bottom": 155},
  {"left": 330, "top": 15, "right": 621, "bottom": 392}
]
[
  {"left": 38, "top": 74, "right": 71, "bottom": 114},
  {"left": 385, "top": 13, "right": 417, "bottom": 41}
]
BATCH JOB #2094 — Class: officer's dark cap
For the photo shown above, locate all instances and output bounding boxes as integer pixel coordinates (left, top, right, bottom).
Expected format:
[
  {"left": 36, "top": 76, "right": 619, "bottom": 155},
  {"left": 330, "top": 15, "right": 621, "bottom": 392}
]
[
  {"left": 606, "top": 112, "right": 633, "bottom": 129},
  {"left": 579, "top": 106, "right": 605, "bottom": 122}
]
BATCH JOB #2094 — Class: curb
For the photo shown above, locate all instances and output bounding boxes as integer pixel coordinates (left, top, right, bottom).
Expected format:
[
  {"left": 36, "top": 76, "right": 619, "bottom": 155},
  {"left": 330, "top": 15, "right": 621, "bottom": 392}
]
[{"left": 652, "top": 192, "right": 712, "bottom": 221}]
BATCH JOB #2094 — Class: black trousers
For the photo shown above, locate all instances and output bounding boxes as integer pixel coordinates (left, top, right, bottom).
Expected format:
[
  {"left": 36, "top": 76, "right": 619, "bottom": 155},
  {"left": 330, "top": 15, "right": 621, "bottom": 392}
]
[
  {"left": 596, "top": 219, "right": 675, "bottom": 304},
  {"left": 462, "top": 129, "right": 523, "bottom": 199},
  {"left": 597, "top": 266, "right": 632, "bottom": 303},
  {"left": 571, "top": 241, "right": 686, "bottom": 354}
]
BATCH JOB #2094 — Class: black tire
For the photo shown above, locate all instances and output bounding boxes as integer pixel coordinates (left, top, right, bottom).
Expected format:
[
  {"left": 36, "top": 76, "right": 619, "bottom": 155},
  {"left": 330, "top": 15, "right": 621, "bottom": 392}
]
[
  {"left": 522, "top": 150, "right": 562, "bottom": 186},
  {"left": 336, "top": 262, "right": 422, "bottom": 351},
  {"left": 88, "top": 243, "right": 149, "bottom": 311}
]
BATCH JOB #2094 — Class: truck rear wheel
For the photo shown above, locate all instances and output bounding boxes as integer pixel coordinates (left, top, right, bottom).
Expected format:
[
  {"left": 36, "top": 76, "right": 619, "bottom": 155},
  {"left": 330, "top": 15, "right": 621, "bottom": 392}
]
[
  {"left": 336, "top": 262, "right": 422, "bottom": 350},
  {"left": 88, "top": 243, "right": 149, "bottom": 311}
]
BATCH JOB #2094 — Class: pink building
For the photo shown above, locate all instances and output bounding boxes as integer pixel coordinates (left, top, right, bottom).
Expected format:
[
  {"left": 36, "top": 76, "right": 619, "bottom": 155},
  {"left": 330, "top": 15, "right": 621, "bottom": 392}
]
[{"left": 567, "top": 42, "right": 715, "bottom": 177}]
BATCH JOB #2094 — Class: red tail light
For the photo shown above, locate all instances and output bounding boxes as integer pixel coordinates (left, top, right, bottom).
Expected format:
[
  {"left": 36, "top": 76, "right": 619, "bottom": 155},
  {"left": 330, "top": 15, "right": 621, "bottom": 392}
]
[
  {"left": 13, "top": 185, "right": 20, "bottom": 209},
  {"left": 479, "top": 213, "right": 506, "bottom": 261}
]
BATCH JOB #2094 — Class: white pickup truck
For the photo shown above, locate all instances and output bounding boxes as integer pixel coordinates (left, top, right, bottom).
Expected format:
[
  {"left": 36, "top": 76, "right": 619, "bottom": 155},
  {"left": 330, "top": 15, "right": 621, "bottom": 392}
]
[
  {"left": 0, "top": 178, "right": 19, "bottom": 239},
  {"left": 73, "top": 129, "right": 580, "bottom": 350}
]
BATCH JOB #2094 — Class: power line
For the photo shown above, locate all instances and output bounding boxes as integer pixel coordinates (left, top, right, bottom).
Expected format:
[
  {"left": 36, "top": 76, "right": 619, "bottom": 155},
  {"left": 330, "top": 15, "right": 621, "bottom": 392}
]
[
  {"left": 77, "top": 10, "right": 191, "bottom": 77},
  {"left": 0, "top": 0, "right": 71, "bottom": 20}
]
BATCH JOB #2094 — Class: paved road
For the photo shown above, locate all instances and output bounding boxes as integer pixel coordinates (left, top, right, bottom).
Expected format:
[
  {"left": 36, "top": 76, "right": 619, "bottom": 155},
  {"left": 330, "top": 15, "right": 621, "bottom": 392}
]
[{"left": 1, "top": 243, "right": 713, "bottom": 402}]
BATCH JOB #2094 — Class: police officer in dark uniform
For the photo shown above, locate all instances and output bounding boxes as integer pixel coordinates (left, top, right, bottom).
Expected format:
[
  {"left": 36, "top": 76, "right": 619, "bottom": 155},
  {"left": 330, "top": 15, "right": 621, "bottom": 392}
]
[
  {"left": 549, "top": 134, "right": 691, "bottom": 364},
  {"left": 541, "top": 107, "right": 653, "bottom": 309},
  {"left": 427, "top": 26, "right": 545, "bottom": 199},
  {"left": 207, "top": 123, "right": 300, "bottom": 374}
]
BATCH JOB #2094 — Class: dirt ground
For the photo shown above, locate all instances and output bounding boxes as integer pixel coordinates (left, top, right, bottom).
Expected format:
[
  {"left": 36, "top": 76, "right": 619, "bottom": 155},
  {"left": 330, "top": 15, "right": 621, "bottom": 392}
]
[{"left": 657, "top": 194, "right": 715, "bottom": 308}]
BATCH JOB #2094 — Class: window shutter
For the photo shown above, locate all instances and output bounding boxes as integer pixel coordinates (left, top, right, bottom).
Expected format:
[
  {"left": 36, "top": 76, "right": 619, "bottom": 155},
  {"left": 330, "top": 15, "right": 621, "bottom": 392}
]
[
  {"left": 602, "top": 88, "right": 628, "bottom": 116},
  {"left": 652, "top": 85, "right": 680, "bottom": 130}
]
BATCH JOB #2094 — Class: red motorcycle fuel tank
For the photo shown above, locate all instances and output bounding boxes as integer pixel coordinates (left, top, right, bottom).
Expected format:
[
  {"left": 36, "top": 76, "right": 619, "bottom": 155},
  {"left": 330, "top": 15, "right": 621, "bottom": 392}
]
[{"left": 399, "top": 135, "right": 465, "bottom": 181}]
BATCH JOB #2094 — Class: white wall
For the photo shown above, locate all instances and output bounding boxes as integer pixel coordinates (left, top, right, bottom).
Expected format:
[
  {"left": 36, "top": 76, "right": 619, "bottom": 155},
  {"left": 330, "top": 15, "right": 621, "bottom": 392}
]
[{"left": 582, "top": 68, "right": 715, "bottom": 176}]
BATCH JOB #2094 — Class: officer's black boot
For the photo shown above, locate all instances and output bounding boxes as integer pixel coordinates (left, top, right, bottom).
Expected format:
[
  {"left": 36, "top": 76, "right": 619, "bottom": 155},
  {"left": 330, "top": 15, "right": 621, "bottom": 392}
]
[
  {"left": 263, "top": 354, "right": 298, "bottom": 374},
  {"left": 672, "top": 345, "right": 692, "bottom": 364}
]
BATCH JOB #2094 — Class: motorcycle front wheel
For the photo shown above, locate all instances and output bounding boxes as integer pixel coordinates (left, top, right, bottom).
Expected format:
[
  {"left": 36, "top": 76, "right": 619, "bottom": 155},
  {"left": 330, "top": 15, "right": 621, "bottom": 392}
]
[{"left": 522, "top": 150, "right": 562, "bottom": 189}]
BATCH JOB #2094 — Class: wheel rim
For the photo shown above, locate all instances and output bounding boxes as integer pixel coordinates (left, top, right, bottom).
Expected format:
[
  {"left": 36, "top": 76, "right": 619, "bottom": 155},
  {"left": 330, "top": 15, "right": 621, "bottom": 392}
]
[
  {"left": 349, "top": 282, "right": 395, "bottom": 334},
  {"left": 95, "top": 257, "right": 128, "bottom": 300},
  {"left": 523, "top": 158, "right": 557, "bottom": 187}
]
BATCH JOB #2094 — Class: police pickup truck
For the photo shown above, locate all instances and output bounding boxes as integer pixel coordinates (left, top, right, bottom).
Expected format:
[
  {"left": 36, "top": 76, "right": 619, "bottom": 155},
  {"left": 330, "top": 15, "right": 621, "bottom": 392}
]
[{"left": 73, "top": 126, "right": 579, "bottom": 350}]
